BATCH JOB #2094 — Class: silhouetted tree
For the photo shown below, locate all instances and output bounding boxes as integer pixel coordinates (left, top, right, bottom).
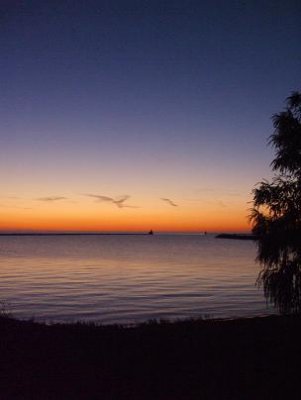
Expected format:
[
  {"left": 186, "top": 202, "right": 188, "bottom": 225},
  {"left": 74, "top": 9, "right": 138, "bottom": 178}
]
[{"left": 251, "top": 91, "right": 301, "bottom": 313}]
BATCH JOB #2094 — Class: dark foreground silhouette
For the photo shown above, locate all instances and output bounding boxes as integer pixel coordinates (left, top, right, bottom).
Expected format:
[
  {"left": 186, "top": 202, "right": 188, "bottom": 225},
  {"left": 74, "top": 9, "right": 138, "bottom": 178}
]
[{"left": 1, "top": 315, "right": 301, "bottom": 400}]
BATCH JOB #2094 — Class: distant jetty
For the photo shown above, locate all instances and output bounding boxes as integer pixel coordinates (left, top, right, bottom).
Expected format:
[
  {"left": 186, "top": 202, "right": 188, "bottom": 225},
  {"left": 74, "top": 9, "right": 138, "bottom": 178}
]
[{"left": 215, "top": 233, "right": 258, "bottom": 240}]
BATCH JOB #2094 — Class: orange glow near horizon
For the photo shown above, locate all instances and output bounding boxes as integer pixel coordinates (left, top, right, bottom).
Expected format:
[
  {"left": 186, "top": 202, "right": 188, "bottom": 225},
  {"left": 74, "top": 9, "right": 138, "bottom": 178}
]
[
  {"left": 0, "top": 167, "right": 254, "bottom": 233},
  {"left": 0, "top": 198, "right": 251, "bottom": 233}
]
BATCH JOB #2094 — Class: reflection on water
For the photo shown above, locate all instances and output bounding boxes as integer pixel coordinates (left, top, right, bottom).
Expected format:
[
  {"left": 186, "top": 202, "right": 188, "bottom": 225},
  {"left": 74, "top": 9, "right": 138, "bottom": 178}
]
[{"left": 0, "top": 234, "right": 275, "bottom": 323}]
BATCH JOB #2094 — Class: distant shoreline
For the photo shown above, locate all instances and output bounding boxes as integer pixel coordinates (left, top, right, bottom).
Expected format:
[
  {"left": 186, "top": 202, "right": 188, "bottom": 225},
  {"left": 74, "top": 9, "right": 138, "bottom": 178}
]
[
  {"left": 0, "top": 232, "right": 251, "bottom": 237},
  {"left": 215, "top": 233, "right": 258, "bottom": 240},
  {"left": 0, "top": 232, "right": 151, "bottom": 236}
]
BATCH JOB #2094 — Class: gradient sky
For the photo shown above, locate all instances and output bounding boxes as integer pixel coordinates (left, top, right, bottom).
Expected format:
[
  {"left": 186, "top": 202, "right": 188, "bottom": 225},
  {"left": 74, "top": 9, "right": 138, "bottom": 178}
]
[{"left": 0, "top": 0, "right": 300, "bottom": 232}]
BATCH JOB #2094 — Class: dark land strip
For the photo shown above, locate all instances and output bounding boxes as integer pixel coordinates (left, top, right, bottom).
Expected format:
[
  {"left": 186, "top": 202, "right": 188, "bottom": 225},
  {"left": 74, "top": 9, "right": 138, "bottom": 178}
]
[
  {"left": 1, "top": 314, "right": 301, "bottom": 399},
  {"left": 215, "top": 233, "right": 258, "bottom": 240}
]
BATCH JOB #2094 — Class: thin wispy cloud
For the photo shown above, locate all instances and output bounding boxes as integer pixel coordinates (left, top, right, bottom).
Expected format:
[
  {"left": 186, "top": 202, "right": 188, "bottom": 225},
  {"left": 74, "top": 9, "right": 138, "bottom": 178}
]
[
  {"left": 0, "top": 204, "right": 32, "bottom": 210},
  {"left": 161, "top": 198, "right": 178, "bottom": 207},
  {"left": 6, "top": 196, "right": 22, "bottom": 199},
  {"left": 36, "top": 196, "right": 67, "bottom": 202},
  {"left": 224, "top": 191, "right": 241, "bottom": 197},
  {"left": 85, "top": 194, "right": 138, "bottom": 209}
]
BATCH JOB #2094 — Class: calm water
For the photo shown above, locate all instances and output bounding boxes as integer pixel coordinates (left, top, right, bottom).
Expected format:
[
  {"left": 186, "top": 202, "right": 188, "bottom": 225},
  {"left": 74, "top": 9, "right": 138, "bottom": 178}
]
[{"left": 0, "top": 234, "right": 275, "bottom": 324}]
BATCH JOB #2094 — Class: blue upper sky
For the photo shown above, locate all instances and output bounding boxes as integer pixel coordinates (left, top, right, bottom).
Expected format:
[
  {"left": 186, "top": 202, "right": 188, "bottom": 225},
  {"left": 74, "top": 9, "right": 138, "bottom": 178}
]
[{"left": 0, "top": 0, "right": 300, "bottom": 231}]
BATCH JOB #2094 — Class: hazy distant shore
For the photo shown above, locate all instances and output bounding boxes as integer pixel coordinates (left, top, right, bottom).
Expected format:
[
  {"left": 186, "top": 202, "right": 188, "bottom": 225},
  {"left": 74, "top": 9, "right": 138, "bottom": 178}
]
[
  {"left": 0, "top": 232, "right": 252, "bottom": 237},
  {"left": 1, "top": 314, "right": 300, "bottom": 399},
  {"left": 0, "top": 231, "right": 253, "bottom": 235},
  {"left": 0, "top": 232, "right": 151, "bottom": 236},
  {"left": 215, "top": 233, "right": 258, "bottom": 240}
]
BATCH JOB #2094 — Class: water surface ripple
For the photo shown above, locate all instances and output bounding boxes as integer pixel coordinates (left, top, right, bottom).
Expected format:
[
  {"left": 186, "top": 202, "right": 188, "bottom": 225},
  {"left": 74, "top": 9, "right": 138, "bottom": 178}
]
[{"left": 0, "top": 235, "right": 275, "bottom": 323}]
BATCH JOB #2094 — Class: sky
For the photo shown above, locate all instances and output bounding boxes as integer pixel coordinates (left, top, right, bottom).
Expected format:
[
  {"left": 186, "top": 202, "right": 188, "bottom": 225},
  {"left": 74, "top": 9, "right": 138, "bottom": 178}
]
[{"left": 0, "top": 0, "right": 300, "bottom": 233}]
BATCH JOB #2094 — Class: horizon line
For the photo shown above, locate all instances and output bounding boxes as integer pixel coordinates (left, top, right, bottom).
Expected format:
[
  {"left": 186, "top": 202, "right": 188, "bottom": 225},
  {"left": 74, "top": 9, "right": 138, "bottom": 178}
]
[{"left": 0, "top": 229, "right": 251, "bottom": 236}]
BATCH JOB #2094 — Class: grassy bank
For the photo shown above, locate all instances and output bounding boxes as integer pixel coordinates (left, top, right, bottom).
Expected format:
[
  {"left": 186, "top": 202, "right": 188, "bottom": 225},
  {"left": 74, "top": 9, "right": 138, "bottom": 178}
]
[{"left": 1, "top": 314, "right": 301, "bottom": 399}]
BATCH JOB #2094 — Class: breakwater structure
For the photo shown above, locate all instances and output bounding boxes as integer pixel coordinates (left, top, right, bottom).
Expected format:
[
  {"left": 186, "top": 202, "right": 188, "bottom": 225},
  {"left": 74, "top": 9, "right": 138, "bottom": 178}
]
[{"left": 216, "top": 233, "right": 258, "bottom": 240}]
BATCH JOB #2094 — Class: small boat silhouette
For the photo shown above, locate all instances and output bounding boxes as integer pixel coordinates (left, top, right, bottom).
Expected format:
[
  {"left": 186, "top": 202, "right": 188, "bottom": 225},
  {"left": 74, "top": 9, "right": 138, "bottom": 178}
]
[{"left": 148, "top": 229, "right": 154, "bottom": 235}]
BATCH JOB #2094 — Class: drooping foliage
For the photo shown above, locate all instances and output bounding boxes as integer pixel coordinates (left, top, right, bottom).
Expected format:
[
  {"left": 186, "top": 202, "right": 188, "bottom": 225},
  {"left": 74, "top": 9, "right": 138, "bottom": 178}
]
[{"left": 251, "top": 92, "right": 301, "bottom": 313}]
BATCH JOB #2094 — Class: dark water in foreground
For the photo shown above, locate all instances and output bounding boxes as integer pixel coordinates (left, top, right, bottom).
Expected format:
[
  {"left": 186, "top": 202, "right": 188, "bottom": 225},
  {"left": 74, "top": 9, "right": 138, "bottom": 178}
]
[{"left": 0, "top": 234, "right": 275, "bottom": 323}]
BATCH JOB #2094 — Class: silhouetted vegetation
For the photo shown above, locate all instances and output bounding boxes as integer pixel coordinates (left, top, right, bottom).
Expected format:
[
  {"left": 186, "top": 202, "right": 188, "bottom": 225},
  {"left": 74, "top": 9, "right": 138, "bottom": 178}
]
[
  {"left": 0, "top": 300, "right": 12, "bottom": 319},
  {"left": 251, "top": 92, "right": 301, "bottom": 313}
]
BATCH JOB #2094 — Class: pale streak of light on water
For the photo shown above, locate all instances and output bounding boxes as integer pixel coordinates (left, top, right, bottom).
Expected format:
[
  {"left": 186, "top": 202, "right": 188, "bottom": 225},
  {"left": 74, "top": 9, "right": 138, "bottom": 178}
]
[{"left": 0, "top": 235, "right": 275, "bottom": 324}]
